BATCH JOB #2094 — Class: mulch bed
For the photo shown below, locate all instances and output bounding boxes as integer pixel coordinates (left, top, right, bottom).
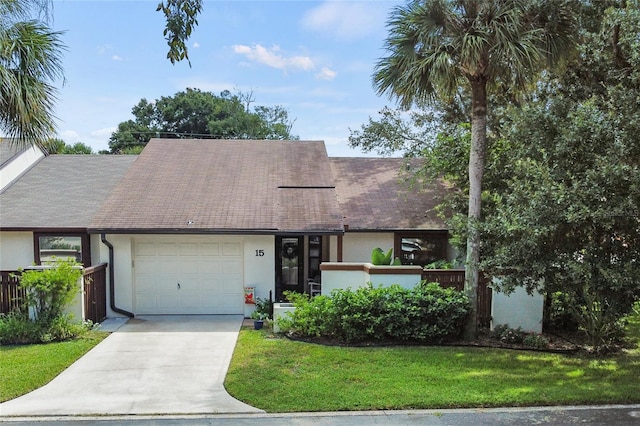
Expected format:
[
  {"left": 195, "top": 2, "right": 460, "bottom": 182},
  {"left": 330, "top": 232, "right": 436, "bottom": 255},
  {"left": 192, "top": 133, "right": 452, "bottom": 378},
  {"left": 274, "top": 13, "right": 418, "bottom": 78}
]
[{"left": 274, "top": 329, "right": 581, "bottom": 353}]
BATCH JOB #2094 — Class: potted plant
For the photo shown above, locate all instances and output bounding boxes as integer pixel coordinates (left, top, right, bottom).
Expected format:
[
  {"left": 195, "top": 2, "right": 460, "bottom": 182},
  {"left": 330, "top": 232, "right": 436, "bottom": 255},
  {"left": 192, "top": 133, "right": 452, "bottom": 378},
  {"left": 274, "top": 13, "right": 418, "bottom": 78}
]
[{"left": 251, "top": 297, "right": 271, "bottom": 330}]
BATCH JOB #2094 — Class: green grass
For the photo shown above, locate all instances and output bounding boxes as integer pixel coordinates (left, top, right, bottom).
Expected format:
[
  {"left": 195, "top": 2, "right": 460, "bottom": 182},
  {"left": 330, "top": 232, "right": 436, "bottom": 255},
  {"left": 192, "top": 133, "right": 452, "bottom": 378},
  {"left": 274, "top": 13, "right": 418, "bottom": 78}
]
[
  {"left": 0, "top": 331, "right": 107, "bottom": 402},
  {"left": 225, "top": 318, "right": 640, "bottom": 412}
]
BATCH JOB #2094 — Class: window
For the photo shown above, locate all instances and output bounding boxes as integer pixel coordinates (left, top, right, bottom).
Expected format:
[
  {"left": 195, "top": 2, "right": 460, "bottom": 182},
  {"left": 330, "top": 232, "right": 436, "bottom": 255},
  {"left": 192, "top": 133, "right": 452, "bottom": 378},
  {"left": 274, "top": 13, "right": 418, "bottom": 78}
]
[
  {"left": 394, "top": 232, "right": 448, "bottom": 267},
  {"left": 34, "top": 233, "right": 90, "bottom": 266}
]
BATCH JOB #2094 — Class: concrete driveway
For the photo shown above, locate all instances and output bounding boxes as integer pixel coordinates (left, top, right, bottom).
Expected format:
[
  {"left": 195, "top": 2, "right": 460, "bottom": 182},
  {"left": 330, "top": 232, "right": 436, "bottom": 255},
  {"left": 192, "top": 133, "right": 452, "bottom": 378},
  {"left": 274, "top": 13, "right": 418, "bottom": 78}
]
[{"left": 0, "top": 315, "right": 264, "bottom": 416}]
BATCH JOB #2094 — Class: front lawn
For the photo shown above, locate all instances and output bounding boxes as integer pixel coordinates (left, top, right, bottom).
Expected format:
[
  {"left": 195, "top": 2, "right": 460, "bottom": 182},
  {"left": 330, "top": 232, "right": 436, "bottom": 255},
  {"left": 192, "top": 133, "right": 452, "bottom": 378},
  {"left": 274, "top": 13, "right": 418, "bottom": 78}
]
[
  {"left": 0, "top": 331, "right": 107, "bottom": 402},
  {"left": 225, "top": 315, "right": 640, "bottom": 412}
]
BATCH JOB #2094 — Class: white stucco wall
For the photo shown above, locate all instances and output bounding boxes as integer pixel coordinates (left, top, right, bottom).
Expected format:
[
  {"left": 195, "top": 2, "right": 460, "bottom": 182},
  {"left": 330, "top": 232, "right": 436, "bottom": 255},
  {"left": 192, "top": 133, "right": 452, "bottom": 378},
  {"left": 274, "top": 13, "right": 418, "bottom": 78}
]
[
  {"left": 341, "top": 232, "right": 395, "bottom": 263},
  {"left": 0, "top": 145, "right": 44, "bottom": 191},
  {"left": 243, "top": 235, "right": 275, "bottom": 317},
  {"left": 0, "top": 231, "right": 34, "bottom": 269},
  {"left": 491, "top": 285, "right": 544, "bottom": 334},
  {"left": 321, "top": 265, "right": 369, "bottom": 294},
  {"left": 365, "top": 266, "right": 423, "bottom": 289},
  {"left": 321, "top": 263, "right": 423, "bottom": 295},
  {"left": 96, "top": 234, "right": 134, "bottom": 317}
]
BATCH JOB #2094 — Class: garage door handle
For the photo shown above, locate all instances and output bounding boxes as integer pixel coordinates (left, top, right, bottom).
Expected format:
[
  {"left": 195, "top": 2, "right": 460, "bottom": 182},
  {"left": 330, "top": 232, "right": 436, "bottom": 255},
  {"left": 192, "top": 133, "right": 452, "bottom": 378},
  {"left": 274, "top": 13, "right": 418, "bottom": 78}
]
[{"left": 177, "top": 282, "right": 181, "bottom": 290}]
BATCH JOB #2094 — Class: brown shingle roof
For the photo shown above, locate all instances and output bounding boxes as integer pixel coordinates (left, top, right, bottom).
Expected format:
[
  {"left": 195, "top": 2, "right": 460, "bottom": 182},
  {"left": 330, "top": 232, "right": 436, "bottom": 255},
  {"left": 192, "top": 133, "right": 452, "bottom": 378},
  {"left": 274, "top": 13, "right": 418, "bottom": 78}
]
[
  {"left": 89, "top": 139, "right": 344, "bottom": 234},
  {"left": 329, "top": 157, "right": 448, "bottom": 231}
]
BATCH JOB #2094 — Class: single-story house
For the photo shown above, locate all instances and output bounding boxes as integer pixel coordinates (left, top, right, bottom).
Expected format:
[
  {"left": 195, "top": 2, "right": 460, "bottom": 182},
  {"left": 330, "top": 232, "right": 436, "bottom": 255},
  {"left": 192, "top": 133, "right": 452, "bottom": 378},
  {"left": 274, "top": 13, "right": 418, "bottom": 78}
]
[{"left": 0, "top": 138, "right": 456, "bottom": 318}]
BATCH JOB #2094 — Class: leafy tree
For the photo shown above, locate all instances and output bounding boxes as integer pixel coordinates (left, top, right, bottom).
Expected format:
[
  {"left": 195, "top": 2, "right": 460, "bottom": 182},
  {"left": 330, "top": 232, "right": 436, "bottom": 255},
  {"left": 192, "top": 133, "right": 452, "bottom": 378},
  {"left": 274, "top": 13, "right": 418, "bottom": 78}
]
[
  {"left": 0, "top": 0, "right": 65, "bottom": 149},
  {"left": 372, "top": 0, "right": 576, "bottom": 338},
  {"left": 43, "top": 138, "right": 93, "bottom": 154},
  {"left": 108, "top": 89, "right": 298, "bottom": 153},
  {"left": 353, "top": 1, "right": 639, "bottom": 350},
  {"left": 479, "top": 0, "right": 640, "bottom": 351},
  {"left": 156, "top": 0, "right": 202, "bottom": 66}
]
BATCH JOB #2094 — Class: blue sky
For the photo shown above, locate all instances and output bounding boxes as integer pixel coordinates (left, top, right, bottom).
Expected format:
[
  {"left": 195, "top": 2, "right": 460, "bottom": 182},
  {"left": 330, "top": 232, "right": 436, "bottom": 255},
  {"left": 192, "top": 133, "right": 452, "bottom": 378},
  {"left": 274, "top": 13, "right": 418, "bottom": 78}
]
[{"left": 51, "top": 0, "right": 402, "bottom": 156}]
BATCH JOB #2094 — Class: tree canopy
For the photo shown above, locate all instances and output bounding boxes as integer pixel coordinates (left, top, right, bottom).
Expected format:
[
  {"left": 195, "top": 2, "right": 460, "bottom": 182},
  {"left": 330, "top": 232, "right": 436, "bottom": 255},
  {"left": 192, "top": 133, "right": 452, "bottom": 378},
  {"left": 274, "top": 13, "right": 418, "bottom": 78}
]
[
  {"left": 351, "top": 0, "right": 640, "bottom": 350},
  {"left": 108, "top": 89, "right": 298, "bottom": 153},
  {"left": 372, "top": 0, "right": 576, "bottom": 338},
  {"left": 0, "top": 0, "right": 65, "bottom": 149},
  {"left": 43, "top": 138, "right": 93, "bottom": 154}
]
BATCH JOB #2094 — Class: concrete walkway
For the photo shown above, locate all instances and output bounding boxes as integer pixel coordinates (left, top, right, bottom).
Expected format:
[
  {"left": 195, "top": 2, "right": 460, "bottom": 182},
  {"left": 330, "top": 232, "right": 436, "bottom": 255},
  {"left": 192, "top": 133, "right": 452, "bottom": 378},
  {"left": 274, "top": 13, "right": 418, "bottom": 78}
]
[{"left": 0, "top": 315, "right": 264, "bottom": 416}]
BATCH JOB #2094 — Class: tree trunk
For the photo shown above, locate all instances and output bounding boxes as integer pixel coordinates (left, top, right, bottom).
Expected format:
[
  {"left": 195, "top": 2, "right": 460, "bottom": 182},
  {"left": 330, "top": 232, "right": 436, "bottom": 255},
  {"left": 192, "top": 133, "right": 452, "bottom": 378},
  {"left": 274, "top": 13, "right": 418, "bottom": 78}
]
[{"left": 463, "top": 80, "right": 488, "bottom": 340}]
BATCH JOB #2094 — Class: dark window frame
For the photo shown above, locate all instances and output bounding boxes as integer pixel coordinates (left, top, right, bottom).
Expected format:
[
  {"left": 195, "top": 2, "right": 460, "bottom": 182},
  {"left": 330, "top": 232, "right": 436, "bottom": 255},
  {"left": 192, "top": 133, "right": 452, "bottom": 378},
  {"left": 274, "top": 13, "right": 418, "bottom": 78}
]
[
  {"left": 394, "top": 231, "right": 448, "bottom": 267},
  {"left": 34, "top": 232, "right": 91, "bottom": 267}
]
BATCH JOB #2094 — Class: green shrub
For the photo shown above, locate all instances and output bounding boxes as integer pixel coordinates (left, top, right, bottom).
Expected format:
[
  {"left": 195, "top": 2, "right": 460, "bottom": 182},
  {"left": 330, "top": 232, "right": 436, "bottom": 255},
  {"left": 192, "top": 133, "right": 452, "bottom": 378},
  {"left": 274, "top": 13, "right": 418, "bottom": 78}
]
[
  {"left": 279, "top": 282, "right": 470, "bottom": 344},
  {"left": 0, "top": 312, "right": 42, "bottom": 344},
  {"left": 522, "top": 333, "right": 550, "bottom": 349},
  {"left": 490, "top": 324, "right": 550, "bottom": 349},
  {"left": 251, "top": 297, "right": 272, "bottom": 320},
  {"left": 490, "top": 324, "right": 528, "bottom": 344},
  {"left": 545, "top": 291, "right": 579, "bottom": 331},
  {"left": 18, "top": 259, "right": 82, "bottom": 326},
  {"left": 0, "top": 313, "right": 91, "bottom": 345},
  {"left": 277, "top": 292, "right": 333, "bottom": 337}
]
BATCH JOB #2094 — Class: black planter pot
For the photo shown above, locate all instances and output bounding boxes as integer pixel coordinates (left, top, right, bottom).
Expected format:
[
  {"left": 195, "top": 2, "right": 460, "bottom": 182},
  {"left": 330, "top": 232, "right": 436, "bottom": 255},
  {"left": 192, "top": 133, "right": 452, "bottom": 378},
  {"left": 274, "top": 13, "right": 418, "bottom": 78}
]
[{"left": 253, "top": 320, "right": 264, "bottom": 330}]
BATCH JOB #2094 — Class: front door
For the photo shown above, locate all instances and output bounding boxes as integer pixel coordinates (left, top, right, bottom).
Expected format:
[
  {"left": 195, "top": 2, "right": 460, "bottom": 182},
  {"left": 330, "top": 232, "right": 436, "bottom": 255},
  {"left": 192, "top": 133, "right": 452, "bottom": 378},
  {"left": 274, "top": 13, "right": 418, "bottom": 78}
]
[{"left": 276, "top": 236, "right": 304, "bottom": 300}]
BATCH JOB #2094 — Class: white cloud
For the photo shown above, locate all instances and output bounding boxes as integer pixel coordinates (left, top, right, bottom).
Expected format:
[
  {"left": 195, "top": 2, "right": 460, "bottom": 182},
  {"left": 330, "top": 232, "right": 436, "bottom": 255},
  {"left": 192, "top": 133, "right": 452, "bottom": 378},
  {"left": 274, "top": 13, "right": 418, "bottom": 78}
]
[
  {"left": 97, "top": 44, "right": 112, "bottom": 55},
  {"left": 301, "top": 2, "right": 389, "bottom": 40},
  {"left": 193, "top": 42, "right": 200, "bottom": 48},
  {"left": 232, "top": 44, "right": 315, "bottom": 72},
  {"left": 112, "top": 55, "right": 123, "bottom": 61},
  {"left": 316, "top": 67, "right": 337, "bottom": 81},
  {"left": 91, "top": 127, "right": 116, "bottom": 138},
  {"left": 60, "top": 130, "right": 81, "bottom": 143}
]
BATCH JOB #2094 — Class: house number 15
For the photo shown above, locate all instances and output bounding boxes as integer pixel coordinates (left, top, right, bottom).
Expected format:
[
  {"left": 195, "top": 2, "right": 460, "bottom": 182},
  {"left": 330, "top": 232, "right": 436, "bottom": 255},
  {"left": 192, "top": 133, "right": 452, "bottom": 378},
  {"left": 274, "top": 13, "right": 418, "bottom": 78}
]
[{"left": 255, "top": 249, "right": 265, "bottom": 257}]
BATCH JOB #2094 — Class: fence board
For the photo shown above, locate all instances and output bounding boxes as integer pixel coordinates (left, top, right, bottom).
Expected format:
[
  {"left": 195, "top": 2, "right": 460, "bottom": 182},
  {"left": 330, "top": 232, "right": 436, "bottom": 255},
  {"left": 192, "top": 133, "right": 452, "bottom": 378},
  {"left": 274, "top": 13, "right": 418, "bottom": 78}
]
[
  {"left": 0, "top": 271, "right": 26, "bottom": 314},
  {"left": 422, "top": 269, "right": 492, "bottom": 328},
  {"left": 1, "top": 264, "right": 108, "bottom": 324}
]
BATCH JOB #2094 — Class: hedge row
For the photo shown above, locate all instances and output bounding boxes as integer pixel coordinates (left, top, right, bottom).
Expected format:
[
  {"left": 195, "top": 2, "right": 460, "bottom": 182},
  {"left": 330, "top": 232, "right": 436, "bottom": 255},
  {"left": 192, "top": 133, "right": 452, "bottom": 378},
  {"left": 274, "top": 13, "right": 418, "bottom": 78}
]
[{"left": 278, "top": 282, "right": 470, "bottom": 344}]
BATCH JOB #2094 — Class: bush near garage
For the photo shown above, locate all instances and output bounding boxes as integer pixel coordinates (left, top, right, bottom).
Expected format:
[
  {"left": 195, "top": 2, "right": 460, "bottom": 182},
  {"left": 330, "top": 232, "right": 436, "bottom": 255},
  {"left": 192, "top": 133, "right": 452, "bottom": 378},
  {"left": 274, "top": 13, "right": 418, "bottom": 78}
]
[
  {"left": 0, "top": 260, "right": 91, "bottom": 345},
  {"left": 278, "top": 282, "right": 470, "bottom": 344}
]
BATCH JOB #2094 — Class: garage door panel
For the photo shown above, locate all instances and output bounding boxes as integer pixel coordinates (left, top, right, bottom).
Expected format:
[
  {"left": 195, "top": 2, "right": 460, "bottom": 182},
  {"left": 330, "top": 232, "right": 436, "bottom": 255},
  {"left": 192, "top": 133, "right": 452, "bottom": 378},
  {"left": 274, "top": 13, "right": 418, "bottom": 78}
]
[
  {"left": 135, "top": 239, "right": 244, "bottom": 315},
  {"left": 178, "top": 277, "right": 200, "bottom": 293},
  {"left": 178, "top": 294, "right": 206, "bottom": 310},
  {"left": 201, "top": 259, "right": 222, "bottom": 274},
  {"left": 157, "top": 243, "right": 178, "bottom": 256},
  {"left": 223, "top": 259, "right": 242, "bottom": 274},
  {"left": 223, "top": 242, "right": 241, "bottom": 256},
  {"left": 179, "top": 258, "right": 200, "bottom": 273},
  {"left": 158, "top": 259, "right": 180, "bottom": 274},
  {"left": 136, "top": 295, "right": 158, "bottom": 310},
  {"left": 136, "top": 276, "right": 157, "bottom": 293},
  {"left": 136, "top": 242, "right": 157, "bottom": 256},
  {"left": 199, "top": 276, "right": 221, "bottom": 292},
  {"left": 157, "top": 294, "right": 179, "bottom": 309},
  {"left": 179, "top": 243, "right": 199, "bottom": 256},
  {"left": 136, "top": 258, "right": 159, "bottom": 274},
  {"left": 156, "top": 276, "right": 180, "bottom": 292},
  {"left": 201, "top": 243, "right": 220, "bottom": 256},
  {"left": 222, "top": 276, "right": 242, "bottom": 292}
]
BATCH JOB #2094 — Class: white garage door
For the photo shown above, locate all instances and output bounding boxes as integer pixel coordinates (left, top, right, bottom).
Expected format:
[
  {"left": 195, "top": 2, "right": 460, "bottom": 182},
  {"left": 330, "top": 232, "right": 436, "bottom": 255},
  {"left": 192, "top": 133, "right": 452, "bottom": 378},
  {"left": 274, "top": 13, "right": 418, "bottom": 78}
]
[{"left": 134, "top": 238, "right": 244, "bottom": 314}]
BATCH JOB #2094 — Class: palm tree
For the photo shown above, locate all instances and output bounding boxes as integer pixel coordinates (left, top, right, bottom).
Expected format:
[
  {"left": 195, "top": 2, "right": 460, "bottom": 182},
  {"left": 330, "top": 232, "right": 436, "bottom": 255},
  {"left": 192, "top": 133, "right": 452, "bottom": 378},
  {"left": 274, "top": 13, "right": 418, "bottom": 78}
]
[
  {"left": 0, "top": 0, "right": 65, "bottom": 149},
  {"left": 374, "top": 0, "right": 576, "bottom": 338}
]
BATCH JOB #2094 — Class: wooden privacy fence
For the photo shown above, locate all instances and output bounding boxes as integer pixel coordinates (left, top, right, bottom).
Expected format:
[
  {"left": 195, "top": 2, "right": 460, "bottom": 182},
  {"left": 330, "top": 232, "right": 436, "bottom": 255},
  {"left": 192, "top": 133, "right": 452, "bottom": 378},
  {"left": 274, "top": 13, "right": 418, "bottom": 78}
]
[
  {"left": 0, "top": 270, "right": 26, "bottom": 315},
  {"left": 0, "top": 264, "right": 108, "bottom": 323},
  {"left": 82, "top": 263, "right": 108, "bottom": 323},
  {"left": 422, "top": 269, "right": 492, "bottom": 328}
]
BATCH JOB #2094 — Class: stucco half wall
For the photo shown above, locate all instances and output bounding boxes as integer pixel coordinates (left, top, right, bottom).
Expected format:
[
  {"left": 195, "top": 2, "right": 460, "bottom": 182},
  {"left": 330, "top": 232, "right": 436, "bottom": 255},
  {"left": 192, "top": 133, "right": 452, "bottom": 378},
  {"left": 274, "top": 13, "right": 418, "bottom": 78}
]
[
  {"left": 97, "top": 234, "right": 275, "bottom": 318},
  {"left": 320, "top": 262, "right": 424, "bottom": 295}
]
